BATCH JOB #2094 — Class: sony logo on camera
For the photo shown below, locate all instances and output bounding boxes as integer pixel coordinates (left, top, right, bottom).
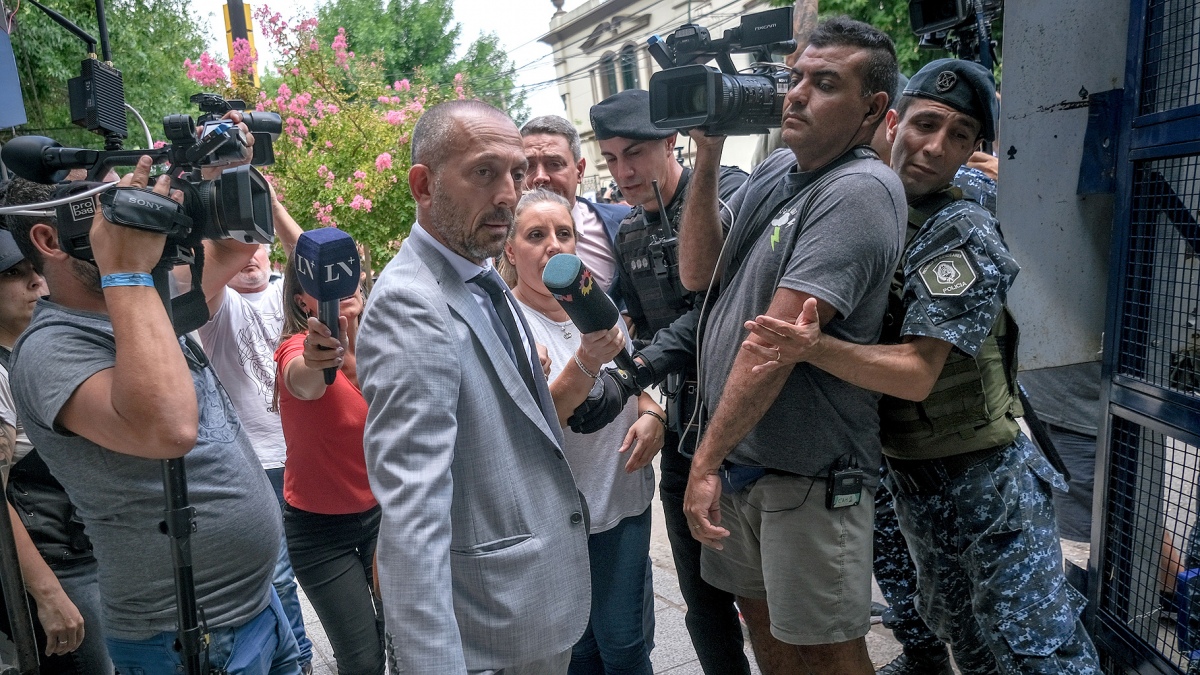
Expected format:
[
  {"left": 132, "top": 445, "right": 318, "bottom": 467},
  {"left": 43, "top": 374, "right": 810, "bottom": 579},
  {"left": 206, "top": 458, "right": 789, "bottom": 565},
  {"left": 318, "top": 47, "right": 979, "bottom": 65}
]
[{"left": 117, "top": 192, "right": 167, "bottom": 211}]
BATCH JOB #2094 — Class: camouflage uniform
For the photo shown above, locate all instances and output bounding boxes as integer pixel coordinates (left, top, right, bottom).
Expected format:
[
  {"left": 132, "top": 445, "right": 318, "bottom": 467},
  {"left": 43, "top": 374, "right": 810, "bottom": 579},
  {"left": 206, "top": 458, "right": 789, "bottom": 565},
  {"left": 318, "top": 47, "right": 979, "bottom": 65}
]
[
  {"left": 872, "top": 166, "right": 1002, "bottom": 663},
  {"left": 881, "top": 196, "right": 1103, "bottom": 674},
  {"left": 873, "top": 466, "right": 945, "bottom": 654}
]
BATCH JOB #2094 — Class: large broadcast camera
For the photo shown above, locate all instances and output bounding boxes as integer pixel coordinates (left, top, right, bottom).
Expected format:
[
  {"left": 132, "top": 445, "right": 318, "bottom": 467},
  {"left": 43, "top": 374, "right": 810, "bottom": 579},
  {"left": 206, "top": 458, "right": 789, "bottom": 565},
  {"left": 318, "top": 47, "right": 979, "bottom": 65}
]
[
  {"left": 908, "top": 0, "right": 1001, "bottom": 69},
  {"left": 0, "top": 0, "right": 281, "bottom": 301},
  {"left": 2, "top": 93, "right": 281, "bottom": 271},
  {"left": 0, "top": 6, "right": 282, "bottom": 669},
  {"left": 647, "top": 6, "right": 796, "bottom": 136}
]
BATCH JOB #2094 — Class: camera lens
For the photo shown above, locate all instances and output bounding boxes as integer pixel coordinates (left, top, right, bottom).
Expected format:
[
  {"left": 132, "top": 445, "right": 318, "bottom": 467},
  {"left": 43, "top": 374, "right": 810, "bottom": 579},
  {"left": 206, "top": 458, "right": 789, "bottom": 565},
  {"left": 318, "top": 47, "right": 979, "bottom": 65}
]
[
  {"left": 194, "top": 165, "right": 274, "bottom": 244},
  {"left": 669, "top": 83, "right": 707, "bottom": 118}
]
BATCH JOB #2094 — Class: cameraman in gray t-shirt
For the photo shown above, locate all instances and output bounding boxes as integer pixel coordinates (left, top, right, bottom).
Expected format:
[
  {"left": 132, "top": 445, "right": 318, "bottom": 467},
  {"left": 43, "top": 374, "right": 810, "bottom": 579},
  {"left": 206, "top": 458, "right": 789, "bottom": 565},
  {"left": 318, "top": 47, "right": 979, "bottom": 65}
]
[
  {"left": 6, "top": 143, "right": 299, "bottom": 671},
  {"left": 675, "top": 17, "right": 906, "bottom": 675}
]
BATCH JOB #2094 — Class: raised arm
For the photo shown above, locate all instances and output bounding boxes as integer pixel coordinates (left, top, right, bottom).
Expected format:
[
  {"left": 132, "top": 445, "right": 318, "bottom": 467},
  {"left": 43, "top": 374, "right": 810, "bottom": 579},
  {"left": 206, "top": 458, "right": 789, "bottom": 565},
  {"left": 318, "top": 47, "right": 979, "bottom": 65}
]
[
  {"left": 56, "top": 157, "right": 199, "bottom": 459},
  {"left": 678, "top": 132, "right": 729, "bottom": 291},
  {"left": 548, "top": 326, "right": 626, "bottom": 427}
]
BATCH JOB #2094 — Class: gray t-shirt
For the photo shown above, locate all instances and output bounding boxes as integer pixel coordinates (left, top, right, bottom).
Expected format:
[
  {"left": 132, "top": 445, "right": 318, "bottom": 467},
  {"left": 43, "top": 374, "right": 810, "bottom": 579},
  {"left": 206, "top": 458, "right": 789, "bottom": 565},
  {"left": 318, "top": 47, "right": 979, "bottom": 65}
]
[
  {"left": 702, "top": 148, "right": 906, "bottom": 477},
  {"left": 12, "top": 300, "right": 281, "bottom": 640}
]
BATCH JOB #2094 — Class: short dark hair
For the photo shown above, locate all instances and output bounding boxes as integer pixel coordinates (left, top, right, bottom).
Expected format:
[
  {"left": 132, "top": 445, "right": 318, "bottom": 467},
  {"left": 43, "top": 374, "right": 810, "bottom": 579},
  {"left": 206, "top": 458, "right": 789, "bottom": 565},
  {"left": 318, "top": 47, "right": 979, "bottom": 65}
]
[
  {"left": 808, "top": 16, "right": 898, "bottom": 109},
  {"left": 520, "top": 115, "right": 583, "bottom": 162},
  {"left": 0, "top": 178, "right": 53, "bottom": 274},
  {"left": 410, "top": 99, "right": 511, "bottom": 168}
]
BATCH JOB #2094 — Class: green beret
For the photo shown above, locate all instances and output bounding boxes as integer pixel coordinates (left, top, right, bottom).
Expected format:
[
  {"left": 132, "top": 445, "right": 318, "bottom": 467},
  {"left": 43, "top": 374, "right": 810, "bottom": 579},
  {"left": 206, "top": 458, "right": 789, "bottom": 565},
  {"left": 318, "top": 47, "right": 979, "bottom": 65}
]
[
  {"left": 590, "top": 90, "right": 676, "bottom": 142},
  {"left": 903, "top": 58, "right": 997, "bottom": 142}
]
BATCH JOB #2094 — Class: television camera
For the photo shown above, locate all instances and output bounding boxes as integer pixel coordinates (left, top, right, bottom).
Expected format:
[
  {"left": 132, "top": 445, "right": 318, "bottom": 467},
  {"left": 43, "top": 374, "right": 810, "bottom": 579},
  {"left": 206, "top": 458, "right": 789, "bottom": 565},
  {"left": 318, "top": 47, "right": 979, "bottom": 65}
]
[
  {"left": 908, "top": 0, "right": 1002, "bottom": 70},
  {"left": 647, "top": 6, "right": 796, "bottom": 136}
]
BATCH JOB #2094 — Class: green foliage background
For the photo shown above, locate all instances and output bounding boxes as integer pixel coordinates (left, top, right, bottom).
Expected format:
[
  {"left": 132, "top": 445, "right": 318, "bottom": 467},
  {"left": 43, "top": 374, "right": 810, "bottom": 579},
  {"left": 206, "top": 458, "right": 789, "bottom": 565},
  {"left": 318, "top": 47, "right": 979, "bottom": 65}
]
[
  {"left": 315, "top": 0, "right": 529, "bottom": 123},
  {"left": 4, "top": 0, "right": 208, "bottom": 149},
  {"left": 768, "top": 0, "right": 1002, "bottom": 78}
]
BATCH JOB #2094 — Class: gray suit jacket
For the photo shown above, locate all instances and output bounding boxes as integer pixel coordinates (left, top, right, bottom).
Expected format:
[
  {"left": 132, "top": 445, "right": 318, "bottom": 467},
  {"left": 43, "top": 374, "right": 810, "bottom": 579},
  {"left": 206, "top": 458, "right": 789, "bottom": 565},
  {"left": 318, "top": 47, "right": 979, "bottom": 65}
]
[{"left": 358, "top": 232, "right": 591, "bottom": 673}]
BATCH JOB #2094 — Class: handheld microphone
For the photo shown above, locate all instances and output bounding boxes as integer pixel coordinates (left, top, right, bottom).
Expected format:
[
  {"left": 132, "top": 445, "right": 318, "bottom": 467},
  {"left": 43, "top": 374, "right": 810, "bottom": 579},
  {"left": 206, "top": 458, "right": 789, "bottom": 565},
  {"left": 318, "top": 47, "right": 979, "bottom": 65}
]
[
  {"left": 542, "top": 253, "right": 637, "bottom": 375},
  {"left": 294, "top": 229, "right": 361, "bottom": 385}
]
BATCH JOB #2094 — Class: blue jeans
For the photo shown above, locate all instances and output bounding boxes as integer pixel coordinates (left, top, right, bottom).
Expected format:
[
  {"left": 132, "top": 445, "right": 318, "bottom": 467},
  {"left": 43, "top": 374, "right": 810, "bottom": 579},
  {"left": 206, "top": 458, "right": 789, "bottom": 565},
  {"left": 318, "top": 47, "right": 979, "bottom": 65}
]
[
  {"left": 0, "top": 558, "right": 113, "bottom": 674},
  {"left": 48, "top": 559, "right": 113, "bottom": 674},
  {"left": 569, "top": 506, "right": 654, "bottom": 675},
  {"left": 265, "top": 467, "right": 314, "bottom": 667},
  {"left": 107, "top": 587, "right": 300, "bottom": 675}
]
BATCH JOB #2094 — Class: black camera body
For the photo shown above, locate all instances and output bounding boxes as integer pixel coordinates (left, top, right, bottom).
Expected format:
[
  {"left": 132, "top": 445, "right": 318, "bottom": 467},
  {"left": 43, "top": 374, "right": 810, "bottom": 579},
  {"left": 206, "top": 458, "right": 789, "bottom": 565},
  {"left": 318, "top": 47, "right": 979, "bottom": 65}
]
[
  {"left": 647, "top": 7, "right": 795, "bottom": 136},
  {"left": 908, "top": 0, "right": 1002, "bottom": 64},
  {"left": 1, "top": 93, "right": 281, "bottom": 268}
]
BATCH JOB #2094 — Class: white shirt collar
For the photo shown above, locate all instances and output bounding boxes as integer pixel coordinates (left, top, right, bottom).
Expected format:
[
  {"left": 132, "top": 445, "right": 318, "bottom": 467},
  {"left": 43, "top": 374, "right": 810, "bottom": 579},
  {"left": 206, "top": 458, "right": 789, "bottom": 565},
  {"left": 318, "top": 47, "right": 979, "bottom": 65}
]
[{"left": 409, "top": 220, "right": 493, "bottom": 283}]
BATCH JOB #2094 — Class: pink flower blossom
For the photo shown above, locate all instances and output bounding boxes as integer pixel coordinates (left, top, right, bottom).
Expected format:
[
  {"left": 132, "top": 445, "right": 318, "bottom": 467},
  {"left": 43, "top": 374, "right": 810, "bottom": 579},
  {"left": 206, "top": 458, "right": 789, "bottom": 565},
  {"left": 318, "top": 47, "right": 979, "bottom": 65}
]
[
  {"left": 454, "top": 72, "right": 464, "bottom": 84},
  {"left": 385, "top": 110, "right": 404, "bottom": 125},
  {"left": 353, "top": 170, "right": 367, "bottom": 180},
  {"left": 229, "top": 38, "right": 257, "bottom": 78},
  {"left": 183, "top": 52, "right": 227, "bottom": 88},
  {"left": 325, "top": 140, "right": 334, "bottom": 149},
  {"left": 153, "top": 140, "right": 167, "bottom": 149},
  {"left": 332, "top": 28, "right": 352, "bottom": 70},
  {"left": 375, "top": 152, "right": 393, "bottom": 171},
  {"left": 335, "top": 196, "right": 344, "bottom": 204},
  {"left": 395, "top": 79, "right": 411, "bottom": 92}
]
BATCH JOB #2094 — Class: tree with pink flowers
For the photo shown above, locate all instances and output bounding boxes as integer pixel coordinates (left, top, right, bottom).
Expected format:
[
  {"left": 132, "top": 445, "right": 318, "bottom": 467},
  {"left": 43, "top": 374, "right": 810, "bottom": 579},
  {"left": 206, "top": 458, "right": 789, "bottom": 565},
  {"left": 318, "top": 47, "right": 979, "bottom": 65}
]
[{"left": 182, "top": 7, "right": 470, "bottom": 271}]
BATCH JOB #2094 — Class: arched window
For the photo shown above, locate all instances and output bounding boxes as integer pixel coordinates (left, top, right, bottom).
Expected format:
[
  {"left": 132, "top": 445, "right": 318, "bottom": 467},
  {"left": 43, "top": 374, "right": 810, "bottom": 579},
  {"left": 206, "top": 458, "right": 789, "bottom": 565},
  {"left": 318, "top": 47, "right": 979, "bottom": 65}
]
[
  {"left": 619, "top": 44, "right": 639, "bottom": 90},
  {"left": 599, "top": 53, "right": 618, "bottom": 99}
]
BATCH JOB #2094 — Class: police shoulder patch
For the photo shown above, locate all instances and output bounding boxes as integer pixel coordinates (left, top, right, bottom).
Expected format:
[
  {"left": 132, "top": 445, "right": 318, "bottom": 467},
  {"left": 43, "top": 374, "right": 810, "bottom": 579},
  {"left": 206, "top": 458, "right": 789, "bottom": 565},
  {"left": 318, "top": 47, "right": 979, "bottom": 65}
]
[{"left": 917, "top": 249, "right": 978, "bottom": 297}]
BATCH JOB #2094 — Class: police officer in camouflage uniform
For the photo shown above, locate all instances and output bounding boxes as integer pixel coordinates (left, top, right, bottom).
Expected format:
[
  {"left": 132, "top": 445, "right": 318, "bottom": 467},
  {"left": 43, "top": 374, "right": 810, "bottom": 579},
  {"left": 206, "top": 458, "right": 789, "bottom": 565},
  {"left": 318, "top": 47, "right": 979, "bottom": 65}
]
[
  {"left": 569, "top": 89, "right": 751, "bottom": 675},
  {"left": 744, "top": 59, "right": 1103, "bottom": 674}
]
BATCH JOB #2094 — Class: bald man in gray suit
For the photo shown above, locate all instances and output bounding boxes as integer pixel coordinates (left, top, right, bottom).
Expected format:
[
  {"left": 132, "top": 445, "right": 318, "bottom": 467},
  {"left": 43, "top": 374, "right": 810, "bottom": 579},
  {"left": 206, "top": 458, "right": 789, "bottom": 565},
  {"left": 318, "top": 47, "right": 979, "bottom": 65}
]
[{"left": 357, "top": 100, "right": 592, "bottom": 674}]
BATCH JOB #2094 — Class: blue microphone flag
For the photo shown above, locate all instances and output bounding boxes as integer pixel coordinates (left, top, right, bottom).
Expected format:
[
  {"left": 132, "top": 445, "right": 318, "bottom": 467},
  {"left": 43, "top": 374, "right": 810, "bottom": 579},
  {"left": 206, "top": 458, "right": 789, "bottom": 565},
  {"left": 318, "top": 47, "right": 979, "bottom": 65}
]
[{"left": 295, "top": 228, "right": 360, "bottom": 302}]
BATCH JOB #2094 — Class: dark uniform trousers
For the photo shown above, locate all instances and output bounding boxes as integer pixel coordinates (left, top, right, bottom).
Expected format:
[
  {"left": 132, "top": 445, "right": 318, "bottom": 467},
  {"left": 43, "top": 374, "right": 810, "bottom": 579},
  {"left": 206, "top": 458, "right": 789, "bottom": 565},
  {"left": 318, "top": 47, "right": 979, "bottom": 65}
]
[
  {"left": 886, "top": 436, "right": 1102, "bottom": 674},
  {"left": 658, "top": 432, "right": 752, "bottom": 674},
  {"left": 874, "top": 465, "right": 945, "bottom": 654}
]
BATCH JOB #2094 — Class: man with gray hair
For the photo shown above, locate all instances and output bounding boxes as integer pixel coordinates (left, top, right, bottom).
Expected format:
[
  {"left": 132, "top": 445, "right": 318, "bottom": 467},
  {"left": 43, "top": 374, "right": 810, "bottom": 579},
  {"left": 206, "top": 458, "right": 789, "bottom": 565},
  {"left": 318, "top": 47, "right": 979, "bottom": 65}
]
[{"left": 521, "top": 115, "right": 628, "bottom": 297}]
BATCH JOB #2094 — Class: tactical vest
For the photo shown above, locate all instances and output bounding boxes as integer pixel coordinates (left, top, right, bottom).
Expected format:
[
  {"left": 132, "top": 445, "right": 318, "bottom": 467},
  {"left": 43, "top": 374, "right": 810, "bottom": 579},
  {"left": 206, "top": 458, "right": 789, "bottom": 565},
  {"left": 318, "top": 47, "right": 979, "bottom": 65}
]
[
  {"left": 879, "top": 189, "right": 1023, "bottom": 460},
  {"left": 616, "top": 168, "right": 695, "bottom": 336}
]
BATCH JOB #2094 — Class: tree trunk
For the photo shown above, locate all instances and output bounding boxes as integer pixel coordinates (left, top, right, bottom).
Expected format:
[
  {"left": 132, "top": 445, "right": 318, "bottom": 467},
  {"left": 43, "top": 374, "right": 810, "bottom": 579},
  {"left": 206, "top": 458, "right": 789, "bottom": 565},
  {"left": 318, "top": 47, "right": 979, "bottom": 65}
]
[{"left": 790, "top": 0, "right": 820, "bottom": 65}]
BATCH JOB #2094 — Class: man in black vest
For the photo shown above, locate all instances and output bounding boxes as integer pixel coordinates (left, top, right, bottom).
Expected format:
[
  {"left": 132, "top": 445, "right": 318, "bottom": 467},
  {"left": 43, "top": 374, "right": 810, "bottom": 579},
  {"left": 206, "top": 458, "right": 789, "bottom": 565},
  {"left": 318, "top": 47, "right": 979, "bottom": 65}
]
[
  {"left": 572, "top": 88, "right": 750, "bottom": 674},
  {"left": 745, "top": 58, "right": 1102, "bottom": 673}
]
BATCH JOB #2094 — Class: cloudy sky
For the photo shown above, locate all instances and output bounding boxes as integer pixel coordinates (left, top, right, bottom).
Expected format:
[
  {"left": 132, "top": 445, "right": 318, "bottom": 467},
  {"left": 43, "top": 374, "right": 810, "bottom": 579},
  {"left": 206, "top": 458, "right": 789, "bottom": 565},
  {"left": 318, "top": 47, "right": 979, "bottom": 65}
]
[{"left": 193, "top": 0, "right": 588, "bottom": 118}]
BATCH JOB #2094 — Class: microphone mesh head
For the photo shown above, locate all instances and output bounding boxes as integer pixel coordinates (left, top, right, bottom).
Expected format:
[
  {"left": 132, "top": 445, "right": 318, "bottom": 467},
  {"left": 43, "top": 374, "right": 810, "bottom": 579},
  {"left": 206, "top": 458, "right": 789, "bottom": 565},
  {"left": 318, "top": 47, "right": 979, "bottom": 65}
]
[{"left": 541, "top": 253, "right": 582, "bottom": 291}]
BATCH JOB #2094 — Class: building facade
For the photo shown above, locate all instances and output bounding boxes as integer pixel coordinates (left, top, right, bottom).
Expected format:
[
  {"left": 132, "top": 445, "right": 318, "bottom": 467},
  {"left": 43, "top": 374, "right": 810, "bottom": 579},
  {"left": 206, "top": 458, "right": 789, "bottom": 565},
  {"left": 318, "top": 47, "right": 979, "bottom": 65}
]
[{"left": 539, "top": 0, "right": 770, "bottom": 198}]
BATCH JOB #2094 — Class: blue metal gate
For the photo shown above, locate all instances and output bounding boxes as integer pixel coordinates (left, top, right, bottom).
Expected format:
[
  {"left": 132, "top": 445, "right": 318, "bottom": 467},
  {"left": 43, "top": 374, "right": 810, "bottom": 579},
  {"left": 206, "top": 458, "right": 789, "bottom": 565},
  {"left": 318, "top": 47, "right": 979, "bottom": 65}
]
[{"left": 1094, "top": 0, "right": 1200, "bottom": 672}]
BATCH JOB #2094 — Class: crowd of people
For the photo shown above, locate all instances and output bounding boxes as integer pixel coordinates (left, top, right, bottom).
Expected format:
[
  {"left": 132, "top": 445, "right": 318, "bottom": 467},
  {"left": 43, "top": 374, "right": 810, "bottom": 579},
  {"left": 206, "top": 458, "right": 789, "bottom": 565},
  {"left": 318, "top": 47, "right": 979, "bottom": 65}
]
[{"left": 0, "top": 13, "right": 1115, "bottom": 675}]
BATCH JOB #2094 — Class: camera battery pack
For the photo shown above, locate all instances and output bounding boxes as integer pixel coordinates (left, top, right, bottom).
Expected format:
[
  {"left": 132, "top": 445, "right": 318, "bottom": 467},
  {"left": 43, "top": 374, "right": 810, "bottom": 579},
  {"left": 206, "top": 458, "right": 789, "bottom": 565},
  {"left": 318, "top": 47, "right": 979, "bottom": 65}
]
[{"left": 826, "top": 465, "right": 864, "bottom": 510}]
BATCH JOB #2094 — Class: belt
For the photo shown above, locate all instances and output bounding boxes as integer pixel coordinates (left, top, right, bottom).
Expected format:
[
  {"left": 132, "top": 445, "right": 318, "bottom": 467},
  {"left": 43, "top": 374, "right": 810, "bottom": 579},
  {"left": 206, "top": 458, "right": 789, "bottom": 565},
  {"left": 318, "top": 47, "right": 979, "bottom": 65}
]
[{"left": 885, "top": 444, "right": 1007, "bottom": 495}]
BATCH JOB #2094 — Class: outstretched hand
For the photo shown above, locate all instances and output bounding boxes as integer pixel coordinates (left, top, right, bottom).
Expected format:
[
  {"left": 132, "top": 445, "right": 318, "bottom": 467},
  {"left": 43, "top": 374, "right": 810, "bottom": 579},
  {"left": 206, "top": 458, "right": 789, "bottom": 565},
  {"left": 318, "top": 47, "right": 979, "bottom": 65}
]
[{"left": 741, "top": 297, "right": 824, "bottom": 374}]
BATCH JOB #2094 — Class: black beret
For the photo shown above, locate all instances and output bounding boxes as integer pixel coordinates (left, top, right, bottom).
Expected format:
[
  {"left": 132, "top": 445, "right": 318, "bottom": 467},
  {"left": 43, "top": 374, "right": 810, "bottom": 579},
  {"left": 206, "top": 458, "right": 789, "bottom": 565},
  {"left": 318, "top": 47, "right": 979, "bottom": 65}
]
[
  {"left": 903, "top": 58, "right": 997, "bottom": 141},
  {"left": 590, "top": 90, "right": 675, "bottom": 142}
]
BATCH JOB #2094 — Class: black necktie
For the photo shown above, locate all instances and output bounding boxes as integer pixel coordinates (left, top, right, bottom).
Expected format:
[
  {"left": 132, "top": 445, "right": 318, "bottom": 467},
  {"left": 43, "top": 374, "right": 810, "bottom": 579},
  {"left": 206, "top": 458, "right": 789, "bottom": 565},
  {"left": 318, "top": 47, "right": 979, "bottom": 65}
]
[{"left": 470, "top": 269, "right": 540, "bottom": 403}]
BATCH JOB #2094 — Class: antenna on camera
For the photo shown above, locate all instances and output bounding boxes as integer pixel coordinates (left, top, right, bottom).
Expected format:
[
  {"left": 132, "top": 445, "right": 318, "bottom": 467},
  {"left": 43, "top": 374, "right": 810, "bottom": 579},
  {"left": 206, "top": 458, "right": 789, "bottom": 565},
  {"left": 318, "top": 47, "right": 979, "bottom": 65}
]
[
  {"left": 24, "top": 0, "right": 96, "bottom": 54},
  {"left": 24, "top": 0, "right": 126, "bottom": 149}
]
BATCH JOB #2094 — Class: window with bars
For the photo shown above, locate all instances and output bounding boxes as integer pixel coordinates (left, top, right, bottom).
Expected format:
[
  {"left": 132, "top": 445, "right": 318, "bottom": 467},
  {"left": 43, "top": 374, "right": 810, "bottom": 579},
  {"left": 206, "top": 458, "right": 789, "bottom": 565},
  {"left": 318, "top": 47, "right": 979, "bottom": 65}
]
[
  {"left": 1117, "top": 155, "right": 1200, "bottom": 399},
  {"left": 1101, "top": 418, "right": 1200, "bottom": 672},
  {"left": 1140, "top": 0, "right": 1200, "bottom": 115},
  {"left": 599, "top": 53, "right": 618, "bottom": 100},
  {"left": 619, "top": 44, "right": 639, "bottom": 91}
]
